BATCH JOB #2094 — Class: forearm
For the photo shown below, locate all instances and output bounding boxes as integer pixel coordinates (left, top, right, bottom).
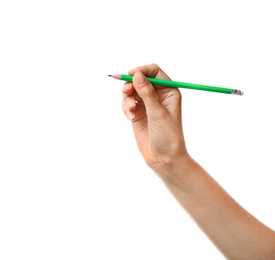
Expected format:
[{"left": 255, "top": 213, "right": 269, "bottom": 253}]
[{"left": 158, "top": 155, "right": 275, "bottom": 259}]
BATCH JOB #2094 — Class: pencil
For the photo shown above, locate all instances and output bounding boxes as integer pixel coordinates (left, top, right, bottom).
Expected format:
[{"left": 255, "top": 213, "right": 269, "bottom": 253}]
[{"left": 108, "top": 74, "right": 244, "bottom": 95}]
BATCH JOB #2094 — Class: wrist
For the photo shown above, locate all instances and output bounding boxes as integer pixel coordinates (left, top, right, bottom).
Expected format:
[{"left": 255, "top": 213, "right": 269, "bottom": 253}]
[{"left": 152, "top": 152, "right": 195, "bottom": 185}]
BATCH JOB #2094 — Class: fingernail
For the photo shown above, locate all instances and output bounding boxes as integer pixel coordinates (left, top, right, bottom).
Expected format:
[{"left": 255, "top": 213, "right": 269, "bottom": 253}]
[
  {"left": 127, "top": 110, "right": 135, "bottom": 120},
  {"left": 126, "top": 97, "right": 135, "bottom": 108},
  {"left": 135, "top": 72, "right": 146, "bottom": 85}
]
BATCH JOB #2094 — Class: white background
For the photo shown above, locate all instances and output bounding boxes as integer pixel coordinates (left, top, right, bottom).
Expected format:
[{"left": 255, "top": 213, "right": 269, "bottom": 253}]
[{"left": 1, "top": 0, "right": 274, "bottom": 259}]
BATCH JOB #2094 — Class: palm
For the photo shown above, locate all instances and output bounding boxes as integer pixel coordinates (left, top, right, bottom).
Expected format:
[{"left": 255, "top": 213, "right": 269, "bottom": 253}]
[{"left": 131, "top": 87, "right": 182, "bottom": 164}]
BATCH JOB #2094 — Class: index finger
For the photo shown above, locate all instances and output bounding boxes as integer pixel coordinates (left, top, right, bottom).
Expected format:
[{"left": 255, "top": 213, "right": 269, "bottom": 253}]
[{"left": 128, "top": 63, "right": 171, "bottom": 80}]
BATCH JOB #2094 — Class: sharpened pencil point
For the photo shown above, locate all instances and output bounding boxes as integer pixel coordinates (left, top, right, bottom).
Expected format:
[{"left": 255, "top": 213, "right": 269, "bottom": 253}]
[{"left": 109, "top": 74, "right": 121, "bottom": 80}]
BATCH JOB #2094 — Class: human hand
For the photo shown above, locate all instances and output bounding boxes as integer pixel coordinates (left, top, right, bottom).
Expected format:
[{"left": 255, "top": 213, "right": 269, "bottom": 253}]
[{"left": 122, "top": 64, "right": 189, "bottom": 177}]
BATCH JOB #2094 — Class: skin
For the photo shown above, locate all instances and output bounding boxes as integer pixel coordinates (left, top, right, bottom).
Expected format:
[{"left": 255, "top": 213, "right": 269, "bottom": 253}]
[{"left": 121, "top": 63, "right": 275, "bottom": 259}]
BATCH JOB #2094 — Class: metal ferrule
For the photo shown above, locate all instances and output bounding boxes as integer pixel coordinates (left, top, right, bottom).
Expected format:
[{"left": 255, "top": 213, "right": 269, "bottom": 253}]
[{"left": 232, "top": 89, "right": 244, "bottom": 96}]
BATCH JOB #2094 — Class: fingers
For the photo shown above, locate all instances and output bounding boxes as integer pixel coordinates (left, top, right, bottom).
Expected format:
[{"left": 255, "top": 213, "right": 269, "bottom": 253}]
[
  {"left": 122, "top": 81, "right": 134, "bottom": 95},
  {"left": 122, "top": 82, "right": 137, "bottom": 120},
  {"left": 122, "top": 64, "right": 170, "bottom": 121},
  {"left": 128, "top": 63, "right": 171, "bottom": 80},
  {"left": 132, "top": 71, "right": 166, "bottom": 119}
]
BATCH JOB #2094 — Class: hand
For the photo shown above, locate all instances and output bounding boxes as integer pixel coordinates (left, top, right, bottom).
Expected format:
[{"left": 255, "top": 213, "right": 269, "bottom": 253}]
[
  {"left": 122, "top": 65, "right": 275, "bottom": 259},
  {"left": 122, "top": 64, "right": 189, "bottom": 177}
]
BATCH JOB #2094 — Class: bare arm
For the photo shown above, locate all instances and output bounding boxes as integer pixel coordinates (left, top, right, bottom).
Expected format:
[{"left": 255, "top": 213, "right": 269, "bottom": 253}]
[
  {"left": 164, "top": 157, "right": 275, "bottom": 259},
  {"left": 121, "top": 63, "right": 275, "bottom": 259}
]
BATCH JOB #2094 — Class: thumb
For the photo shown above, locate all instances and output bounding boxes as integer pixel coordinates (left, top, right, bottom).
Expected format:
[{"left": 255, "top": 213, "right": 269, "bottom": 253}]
[{"left": 133, "top": 71, "right": 165, "bottom": 118}]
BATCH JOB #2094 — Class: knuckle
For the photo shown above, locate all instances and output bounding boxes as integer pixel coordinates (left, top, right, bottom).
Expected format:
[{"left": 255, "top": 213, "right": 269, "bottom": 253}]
[{"left": 150, "top": 63, "right": 159, "bottom": 70}]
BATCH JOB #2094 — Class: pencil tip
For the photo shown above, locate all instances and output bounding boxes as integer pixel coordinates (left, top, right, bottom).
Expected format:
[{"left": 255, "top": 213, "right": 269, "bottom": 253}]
[{"left": 110, "top": 74, "right": 121, "bottom": 80}]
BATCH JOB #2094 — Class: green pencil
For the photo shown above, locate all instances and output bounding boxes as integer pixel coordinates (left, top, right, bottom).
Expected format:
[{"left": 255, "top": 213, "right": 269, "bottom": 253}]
[{"left": 108, "top": 74, "right": 244, "bottom": 95}]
